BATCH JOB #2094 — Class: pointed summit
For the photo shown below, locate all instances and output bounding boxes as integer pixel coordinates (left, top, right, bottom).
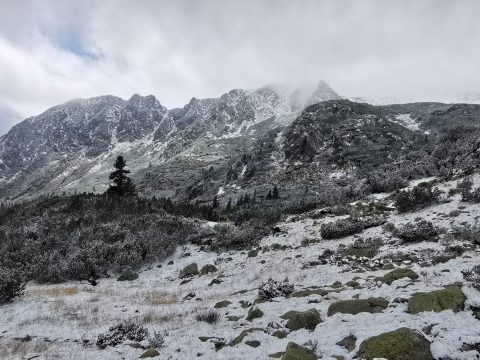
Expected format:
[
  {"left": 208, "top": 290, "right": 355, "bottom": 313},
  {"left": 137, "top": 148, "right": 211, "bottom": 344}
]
[{"left": 305, "top": 80, "right": 342, "bottom": 107}]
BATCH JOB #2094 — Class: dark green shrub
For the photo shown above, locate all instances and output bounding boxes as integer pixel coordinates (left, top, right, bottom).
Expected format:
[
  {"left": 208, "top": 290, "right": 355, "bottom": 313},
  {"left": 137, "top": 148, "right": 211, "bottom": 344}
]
[
  {"left": 395, "top": 185, "right": 440, "bottom": 213},
  {"left": 0, "top": 267, "right": 25, "bottom": 304}
]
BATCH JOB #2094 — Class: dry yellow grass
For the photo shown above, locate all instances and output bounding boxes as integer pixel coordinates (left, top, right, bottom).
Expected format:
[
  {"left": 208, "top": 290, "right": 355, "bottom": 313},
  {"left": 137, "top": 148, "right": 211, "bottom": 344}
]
[
  {"left": 30, "top": 287, "right": 79, "bottom": 297},
  {"left": 145, "top": 291, "right": 177, "bottom": 305}
]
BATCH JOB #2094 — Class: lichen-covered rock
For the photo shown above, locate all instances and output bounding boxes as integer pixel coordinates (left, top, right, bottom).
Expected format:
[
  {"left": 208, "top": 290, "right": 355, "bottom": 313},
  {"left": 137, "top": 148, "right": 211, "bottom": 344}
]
[
  {"left": 377, "top": 268, "right": 419, "bottom": 285},
  {"left": 280, "top": 308, "right": 322, "bottom": 331},
  {"left": 327, "top": 297, "right": 389, "bottom": 316},
  {"left": 200, "top": 264, "right": 218, "bottom": 275},
  {"left": 282, "top": 342, "right": 317, "bottom": 360},
  {"left": 214, "top": 300, "right": 232, "bottom": 308},
  {"left": 179, "top": 263, "right": 199, "bottom": 278},
  {"left": 357, "top": 327, "right": 433, "bottom": 360},
  {"left": 292, "top": 289, "right": 328, "bottom": 298},
  {"left": 408, "top": 286, "right": 466, "bottom": 314},
  {"left": 246, "top": 306, "right": 264, "bottom": 321}
]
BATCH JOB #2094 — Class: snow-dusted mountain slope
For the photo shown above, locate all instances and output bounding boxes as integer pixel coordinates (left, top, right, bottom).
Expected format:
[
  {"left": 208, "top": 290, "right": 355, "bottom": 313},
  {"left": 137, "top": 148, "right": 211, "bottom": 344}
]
[
  {"left": 0, "top": 81, "right": 340, "bottom": 201},
  {"left": 2, "top": 82, "right": 480, "bottom": 203}
]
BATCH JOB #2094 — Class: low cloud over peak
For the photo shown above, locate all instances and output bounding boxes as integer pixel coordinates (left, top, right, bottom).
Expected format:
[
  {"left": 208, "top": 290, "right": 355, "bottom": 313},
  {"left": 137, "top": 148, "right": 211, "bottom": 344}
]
[{"left": 0, "top": 0, "right": 479, "bottom": 135}]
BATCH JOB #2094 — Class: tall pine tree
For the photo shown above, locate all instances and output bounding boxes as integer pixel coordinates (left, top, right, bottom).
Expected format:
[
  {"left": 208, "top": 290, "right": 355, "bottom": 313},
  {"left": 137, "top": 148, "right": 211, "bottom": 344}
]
[{"left": 106, "top": 156, "right": 136, "bottom": 196}]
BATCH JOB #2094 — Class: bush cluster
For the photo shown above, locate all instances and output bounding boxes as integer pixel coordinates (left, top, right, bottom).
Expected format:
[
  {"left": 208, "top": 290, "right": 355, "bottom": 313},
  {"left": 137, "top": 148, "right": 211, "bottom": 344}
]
[
  {"left": 195, "top": 310, "right": 221, "bottom": 324},
  {"left": 0, "top": 194, "right": 230, "bottom": 284},
  {"left": 448, "top": 178, "right": 473, "bottom": 197},
  {"left": 394, "top": 219, "right": 437, "bottom": 243},
  {"left": 320, "top": 216, "right": 384, "bottom": 240},
  {"left": 209, "top": 219, "right": 271, "bottom": 250},
  {"left": 97, "top": 322, "right": 149, "bottom": 349},
  {"left": 367, "top": 172, "right": 408, "bottom": 193},
  {"left": 395, "top": 184, "right": 441, "bottom": 213},
  {"left": 341, "top": 237, "right": 384, "bottom": 259},
  {"left": 462, "top": 189, "right": 480, "bottom": 202},
  {"left": 0, "top": 267, "right": 25, "bottom": 304},
  {"left": 450, "top": 223, "right": 480, "bottom": 245},
  {"left": 462, "top": 265, "right": 480, "bottom": 291},
  {"left": 258, "top": 278, "right": 294, "bottom": 300}
]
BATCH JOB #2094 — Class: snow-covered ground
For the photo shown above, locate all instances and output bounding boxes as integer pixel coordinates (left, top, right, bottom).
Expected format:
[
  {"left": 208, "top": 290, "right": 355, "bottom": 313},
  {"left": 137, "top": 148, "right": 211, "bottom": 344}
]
[{"left": 1, "top": 180, "right": 480, "bottom": 359}]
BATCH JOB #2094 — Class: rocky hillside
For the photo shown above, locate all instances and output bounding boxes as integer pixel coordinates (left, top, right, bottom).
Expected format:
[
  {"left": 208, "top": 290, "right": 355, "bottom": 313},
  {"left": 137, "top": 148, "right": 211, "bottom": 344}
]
[
  {"left": 1, "top": 175, "right": 479, "bottom": 359},
  {"left": 2, "top": 82, "right": 480, "bottom": 205},
  {"left": 0, "top": 82, "right": 340, "bottom": 201}
]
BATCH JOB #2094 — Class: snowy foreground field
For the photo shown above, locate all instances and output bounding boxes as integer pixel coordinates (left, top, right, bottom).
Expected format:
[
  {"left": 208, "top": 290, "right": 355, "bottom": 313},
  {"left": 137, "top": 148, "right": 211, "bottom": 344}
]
[{"left": 1, "top": 179, "right": 480, "bottom": 359}]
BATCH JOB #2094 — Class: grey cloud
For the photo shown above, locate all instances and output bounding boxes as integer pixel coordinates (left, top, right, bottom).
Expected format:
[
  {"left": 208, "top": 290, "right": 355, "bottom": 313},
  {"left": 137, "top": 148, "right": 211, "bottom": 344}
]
[{"left": 0, "top": 0, "right": 479, "bottom": 135}]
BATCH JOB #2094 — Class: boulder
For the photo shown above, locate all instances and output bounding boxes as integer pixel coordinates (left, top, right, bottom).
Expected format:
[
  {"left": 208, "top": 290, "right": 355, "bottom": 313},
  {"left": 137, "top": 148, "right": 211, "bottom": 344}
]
[
  {"left": 282, "top": 342, "right": 317, "bottom": 360},
  {"left": 408, "top": 285, "right": 466, "bottom": 314},
  {"left": 200, "top": 264, "right": 218, "bottom": 275},
  {"left": 179, "top": 263, "right": 199, "bottom": 279},
  {"left": 280, "top": 308, "right": 322, "bottom": 331},
  {"left": 357, "top": 327, "right": 433, "bottom": 360},
  {"left": 246, "top": 306, "right": 264, "bottom": 321},
  {"left": 327, "top": 297, "right": 389, "bottom": 316},
  {"left": 377, "top": 268, "right": 419, "bottom": 285}
]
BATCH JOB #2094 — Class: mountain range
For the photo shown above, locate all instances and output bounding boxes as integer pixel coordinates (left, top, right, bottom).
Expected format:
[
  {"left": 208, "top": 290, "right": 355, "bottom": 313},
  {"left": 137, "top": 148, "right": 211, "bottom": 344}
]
[{"left": 1, "top": 81, "right": 480, "bottom": 203}]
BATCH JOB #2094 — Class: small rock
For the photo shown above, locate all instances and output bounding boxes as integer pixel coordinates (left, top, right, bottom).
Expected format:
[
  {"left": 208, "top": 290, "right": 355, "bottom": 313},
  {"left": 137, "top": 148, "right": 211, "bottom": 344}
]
[
  {"left": 247, "top": 249, "right": 259, "bottom": 258},
  {"left": 245, "top": 340, "right": 261, "bottom": 348},
  {"left": 272, "top": 330, "right": 287, "bottom": 339},
  {"left": 208, "top": 279, "right": 222, "bottom": 286},
  {"left": 336, "top": 335, "right": 356, "bottom": 352},
  {"left": 376, "top": 268, "right": 419, "bottom": 285},
  {"left": 183, "top": 292, "right": 196, "bottom": 301},
  {"left": 214, "top": 300, "right": 232, "bottom": 308},
  {"left": 117, "top": 269, "right": 139, "bottom": 281},
  {"left": 139, "top": 349, "right": 160, "bottom": 358}
]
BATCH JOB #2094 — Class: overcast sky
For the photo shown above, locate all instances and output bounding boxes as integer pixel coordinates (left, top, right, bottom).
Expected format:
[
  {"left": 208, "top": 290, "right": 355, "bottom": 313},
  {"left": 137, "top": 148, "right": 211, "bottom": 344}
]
[{"left": 0, "top": 0, "right": 479, "bottom": 135}]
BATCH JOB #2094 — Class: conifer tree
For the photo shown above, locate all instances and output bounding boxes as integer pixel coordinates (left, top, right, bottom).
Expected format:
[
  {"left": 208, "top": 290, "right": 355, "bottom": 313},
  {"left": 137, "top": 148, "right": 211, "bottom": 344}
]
[
  {"left": 212, "top": 195, "right": 219, "bottom": 208},
  {"left": 106, "top": 156, "right": 136, "bottom": 196},
  {"left": 272, "top": 185, "right": 279, "bottom": 199}
]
